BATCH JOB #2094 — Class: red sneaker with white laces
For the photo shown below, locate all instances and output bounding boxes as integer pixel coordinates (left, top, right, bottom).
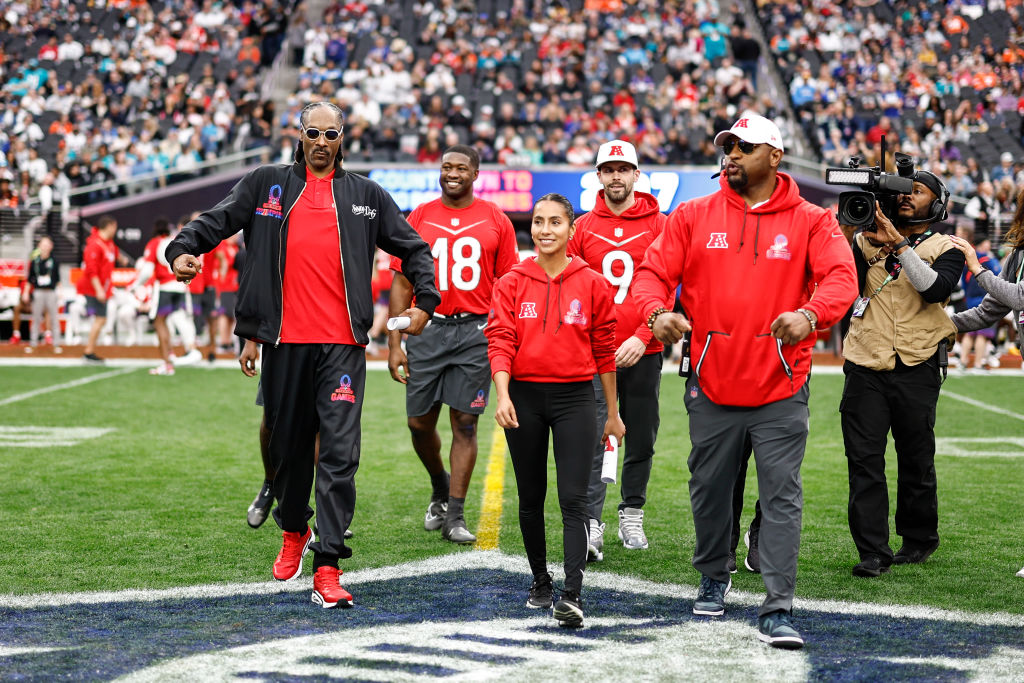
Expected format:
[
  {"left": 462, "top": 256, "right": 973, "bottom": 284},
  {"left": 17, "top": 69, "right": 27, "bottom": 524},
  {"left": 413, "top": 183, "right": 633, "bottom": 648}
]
[
  {"left": 312, "top": 566, "right": 354, "bottom": 608},
  {"left": 272, "top": 526, "right": 313, "bottom": 581}
]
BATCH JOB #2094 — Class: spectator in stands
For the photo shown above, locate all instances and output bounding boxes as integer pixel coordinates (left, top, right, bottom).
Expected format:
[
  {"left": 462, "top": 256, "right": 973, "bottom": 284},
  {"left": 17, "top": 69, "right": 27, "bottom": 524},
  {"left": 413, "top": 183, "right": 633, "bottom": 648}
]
[
  {"left": 991, "top": 152, "right": 1017, "bottom": 184},
  {"left": 965, "top": 181, "right": 1000, "bottom": 237}
]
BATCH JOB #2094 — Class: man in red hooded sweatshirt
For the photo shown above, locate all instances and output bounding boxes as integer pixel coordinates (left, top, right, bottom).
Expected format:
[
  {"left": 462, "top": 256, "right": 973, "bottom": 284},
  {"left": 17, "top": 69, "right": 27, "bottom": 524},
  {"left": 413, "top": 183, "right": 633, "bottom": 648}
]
[
  {"left": 568, "top": 139, "right": 669, "bottom": 560},
  {"left": 634, "top": 113, "right": 858, "bottom": 649}
]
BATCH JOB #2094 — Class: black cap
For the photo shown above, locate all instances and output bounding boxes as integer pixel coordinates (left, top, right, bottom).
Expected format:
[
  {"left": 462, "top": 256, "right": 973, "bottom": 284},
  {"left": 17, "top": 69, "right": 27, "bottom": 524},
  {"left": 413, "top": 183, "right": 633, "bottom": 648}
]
[{"left": 913, "top": 169, "right": 946, "bottom": 200}]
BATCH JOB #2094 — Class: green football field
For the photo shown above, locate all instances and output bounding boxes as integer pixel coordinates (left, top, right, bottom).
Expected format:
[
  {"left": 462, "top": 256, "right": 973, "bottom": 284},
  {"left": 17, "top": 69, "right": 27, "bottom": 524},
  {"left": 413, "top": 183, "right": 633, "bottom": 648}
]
[{"left": 1, "top": 363, "right": 1023, "bottom": 617}]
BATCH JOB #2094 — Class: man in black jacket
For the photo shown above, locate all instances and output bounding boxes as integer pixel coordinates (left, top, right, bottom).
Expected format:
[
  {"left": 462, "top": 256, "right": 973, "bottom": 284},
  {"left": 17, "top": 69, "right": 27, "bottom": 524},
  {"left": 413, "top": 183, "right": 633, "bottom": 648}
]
[{"left": 166, "top": 101, "right": 440, "bottom": 609}]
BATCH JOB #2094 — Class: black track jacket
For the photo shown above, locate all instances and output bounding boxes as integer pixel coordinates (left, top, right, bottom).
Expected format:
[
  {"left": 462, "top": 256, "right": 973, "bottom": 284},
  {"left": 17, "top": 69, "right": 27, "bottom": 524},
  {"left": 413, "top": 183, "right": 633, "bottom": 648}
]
[{"left": 165, "top": 161, "right": 440, "bottom": 345}]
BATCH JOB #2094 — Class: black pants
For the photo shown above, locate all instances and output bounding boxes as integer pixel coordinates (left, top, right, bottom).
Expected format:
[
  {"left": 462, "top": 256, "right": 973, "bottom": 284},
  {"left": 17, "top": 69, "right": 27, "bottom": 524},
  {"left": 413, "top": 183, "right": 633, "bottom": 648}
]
[
  {"left": 505, "top": 379, "right": 595, "bottom": 594},
  {"left": 588, "top": 352, "right": 662, "bottom": 518},
  {"left": 841, "top": 355, "right": 941, "bottom": 562},
  {"left": 263, "top": 343, "right": 365, "bottom": 565}
]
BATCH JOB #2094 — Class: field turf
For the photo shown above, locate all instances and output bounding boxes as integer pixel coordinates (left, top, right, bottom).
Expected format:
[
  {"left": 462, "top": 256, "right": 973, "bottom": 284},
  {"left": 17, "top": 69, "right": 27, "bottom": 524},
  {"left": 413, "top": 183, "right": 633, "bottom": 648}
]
[{"left": 1, "top": 364, "right": 1023, "bottom": 680}]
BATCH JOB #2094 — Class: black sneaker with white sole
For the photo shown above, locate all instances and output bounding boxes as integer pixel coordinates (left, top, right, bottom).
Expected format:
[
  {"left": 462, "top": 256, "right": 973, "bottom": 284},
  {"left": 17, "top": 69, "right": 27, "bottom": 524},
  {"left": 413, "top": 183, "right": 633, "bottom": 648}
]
[
  {"left": 247, "top": 480, "right": 274, "bottom": 529},
  {"left": 526, "top": 572, "right": 553, "bottom": 609},
  {"left": 553, "top": 589, "right": 584, "bottom": 628}
]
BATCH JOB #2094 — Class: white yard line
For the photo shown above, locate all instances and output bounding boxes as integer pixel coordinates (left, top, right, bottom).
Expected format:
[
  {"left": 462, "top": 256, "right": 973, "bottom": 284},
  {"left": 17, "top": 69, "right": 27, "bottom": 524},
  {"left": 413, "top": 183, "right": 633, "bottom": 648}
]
[
  {"left": 0, "top": 367, "right": 136, "bottom": 407},
  {"left": 941, "top": 390, "right": 1024, "bottom": 423}
]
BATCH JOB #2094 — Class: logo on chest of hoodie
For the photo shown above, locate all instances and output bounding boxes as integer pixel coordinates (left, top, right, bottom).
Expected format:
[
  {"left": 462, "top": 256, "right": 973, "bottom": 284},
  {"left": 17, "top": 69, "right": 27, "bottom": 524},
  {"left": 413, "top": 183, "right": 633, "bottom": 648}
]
[
  {"left": 766, "top": 234, "right": 792, "bottom": 261},
  {"left": 563, "top": 299, "right": 587, "bottom": 326},
  {"left": 706, "top": 233, "right": 728, "bottom": 249},
  {"left": 519, "top": 302, "right": 538, "bottom": 318}
]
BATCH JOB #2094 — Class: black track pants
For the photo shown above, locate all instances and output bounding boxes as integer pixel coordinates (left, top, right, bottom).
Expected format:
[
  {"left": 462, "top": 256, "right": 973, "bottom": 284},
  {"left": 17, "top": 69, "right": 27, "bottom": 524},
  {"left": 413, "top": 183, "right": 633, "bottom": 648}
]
[{"left": 504, "top": 379, "right": 595, "bottom": 594}]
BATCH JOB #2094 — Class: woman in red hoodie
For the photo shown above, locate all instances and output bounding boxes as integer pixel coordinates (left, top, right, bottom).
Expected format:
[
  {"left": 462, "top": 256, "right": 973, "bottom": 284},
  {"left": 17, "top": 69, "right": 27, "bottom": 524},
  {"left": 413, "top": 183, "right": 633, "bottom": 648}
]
[{"left": 487, "top": 193, "right": 625, "bottom": 628}]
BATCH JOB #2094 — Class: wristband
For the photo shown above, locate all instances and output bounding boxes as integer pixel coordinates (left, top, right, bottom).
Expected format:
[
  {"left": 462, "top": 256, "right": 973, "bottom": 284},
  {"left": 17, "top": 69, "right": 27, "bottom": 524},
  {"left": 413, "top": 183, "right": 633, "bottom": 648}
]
[
  {"left": 891, "top": 238, "right": 911, "bottom": 252},
  {"left": 646, "top": 307, "right": 668, "bottom": 331},
  {"left": 796, "top": 308, "right": 817, "bottom": 332}
]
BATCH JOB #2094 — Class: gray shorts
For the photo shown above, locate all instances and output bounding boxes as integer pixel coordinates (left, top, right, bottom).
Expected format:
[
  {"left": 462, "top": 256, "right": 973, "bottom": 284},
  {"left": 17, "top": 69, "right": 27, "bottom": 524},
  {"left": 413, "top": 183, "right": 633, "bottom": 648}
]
[{"left": 405, "top": 314, "right": 491, "bottom": 417}]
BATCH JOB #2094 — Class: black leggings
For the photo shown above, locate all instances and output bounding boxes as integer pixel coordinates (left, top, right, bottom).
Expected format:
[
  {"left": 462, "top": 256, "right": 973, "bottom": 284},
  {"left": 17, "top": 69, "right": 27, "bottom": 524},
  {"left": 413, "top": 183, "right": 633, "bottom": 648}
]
[{"left": 505, "top": 379, "right": 596, "bottom": 594}]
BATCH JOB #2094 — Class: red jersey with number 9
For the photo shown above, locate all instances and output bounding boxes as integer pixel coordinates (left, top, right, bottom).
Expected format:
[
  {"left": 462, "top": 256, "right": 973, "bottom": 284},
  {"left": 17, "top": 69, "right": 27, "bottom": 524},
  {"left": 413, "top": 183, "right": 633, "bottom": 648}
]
[
  {"left": 391, "top": 197, "right": 518, "bottom": 315},
  {"left": 569, "top": 190, "right": 668, "bottom": 354}
]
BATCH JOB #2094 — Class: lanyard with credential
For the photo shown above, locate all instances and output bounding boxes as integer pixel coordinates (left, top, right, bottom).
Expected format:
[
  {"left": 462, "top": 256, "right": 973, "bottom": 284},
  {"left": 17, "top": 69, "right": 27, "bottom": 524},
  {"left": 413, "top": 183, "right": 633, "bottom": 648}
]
[{"left": 851, "top": 230, "right": 931, "bottom": 318}]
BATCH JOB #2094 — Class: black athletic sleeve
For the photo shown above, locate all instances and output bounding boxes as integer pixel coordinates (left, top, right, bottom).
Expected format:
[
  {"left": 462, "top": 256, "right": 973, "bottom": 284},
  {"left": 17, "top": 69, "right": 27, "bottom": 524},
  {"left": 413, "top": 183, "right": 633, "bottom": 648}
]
[{"left": 919, "top": 247, "right": 965, "bottom": 304}]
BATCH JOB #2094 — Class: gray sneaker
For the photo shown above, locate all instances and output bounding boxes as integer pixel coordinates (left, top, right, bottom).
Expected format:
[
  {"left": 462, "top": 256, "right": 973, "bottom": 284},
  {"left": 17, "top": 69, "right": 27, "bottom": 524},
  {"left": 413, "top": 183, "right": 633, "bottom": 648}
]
[
  {"left": 617, "top": 507, "right": 648, "bottom": 549},
  {"left": 587, "top": 519, "right": 605, "bottom": 562},
  {"left": 424, "top": 499, "right": 447, "bottom": 531},
  {"left": 442, "top": 520, "right": 476, "bottom": 545},
  {"left": 758, "top": 610, "right": 804, "bottom": 649},
  {"left": 693, "top": 574, "right": 731, "bottom": 616}
]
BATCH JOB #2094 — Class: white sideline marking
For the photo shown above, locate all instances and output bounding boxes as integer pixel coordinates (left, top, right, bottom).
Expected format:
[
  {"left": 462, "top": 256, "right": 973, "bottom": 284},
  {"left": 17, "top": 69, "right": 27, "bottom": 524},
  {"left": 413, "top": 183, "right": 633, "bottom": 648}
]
[
  {"left": 0, "top": 645, "right": 75, "bottom": 657},
  {"left": 935, "top": 437, "right": 1024, "bottom": 458},
  {"left": 3, "top": 551, "right": 1024, "bottom": 629},
  {"left": 940, "top": 390, "right": 1024, "bottom": 423},
  {"left": 0, "top": 367, "right": 136, "bottom": 406},
  {"left": 0, "top": 426, "right": 115, "bottom": 448}
]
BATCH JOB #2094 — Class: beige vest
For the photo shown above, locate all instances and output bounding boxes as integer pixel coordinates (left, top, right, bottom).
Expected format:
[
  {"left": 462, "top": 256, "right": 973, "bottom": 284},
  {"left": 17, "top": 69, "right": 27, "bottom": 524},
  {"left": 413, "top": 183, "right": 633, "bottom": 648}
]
[{"left": 843, "top": 232, "right": 957, "bottom": 371}]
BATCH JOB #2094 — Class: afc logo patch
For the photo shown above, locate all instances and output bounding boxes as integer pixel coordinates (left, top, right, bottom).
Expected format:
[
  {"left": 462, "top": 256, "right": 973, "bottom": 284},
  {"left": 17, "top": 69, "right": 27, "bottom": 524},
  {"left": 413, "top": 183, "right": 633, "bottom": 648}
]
[
  {"left": 706, "top": 233, "right": 728, "bottom": 249},
  {"left": 608, "top": 144, "right": 624, "bottom": 157},
  {"left": 470, "top": 390, "right": 487, "bottom": 408},
  {"left": 519, "top": 302, "right": 538, "bottom": 318},
  {"left": 331, "top": 375, "right": 357, "bottom": 403}
]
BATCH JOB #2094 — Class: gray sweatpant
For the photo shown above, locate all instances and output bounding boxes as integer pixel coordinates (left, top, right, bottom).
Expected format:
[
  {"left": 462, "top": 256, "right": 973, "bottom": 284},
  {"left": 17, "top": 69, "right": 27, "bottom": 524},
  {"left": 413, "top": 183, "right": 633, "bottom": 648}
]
[
  {"left": 30, "top": 289, "right": 60, "bottom": 346},
  {"left": 684, "top": 375, "right": 809, "bottom": 616}
]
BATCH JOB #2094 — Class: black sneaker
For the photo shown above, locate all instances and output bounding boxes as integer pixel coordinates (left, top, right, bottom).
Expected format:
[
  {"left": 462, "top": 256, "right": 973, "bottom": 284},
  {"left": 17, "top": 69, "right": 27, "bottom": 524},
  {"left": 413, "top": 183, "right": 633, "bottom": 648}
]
[
  {"left": 693, "top": 574, "right": 731, "bottom": 616},
  {"left": 553, "top": 589, "right": 584, "bottom": 627},
  {"left": 526, "top": 572, "right": 553, "bottom": 609},
  {"left": 247, "top": 480, "right": 274, "bottom": 528},
  {"left": 82, "top": 352, "right": 105, "bottom": 363},
  {"left": 744, "top": 527, "right": 761, "bottom": 573},
  {"left": 893, "top": 540, "right": 939, "bottom": 565},
  {"left": 758, "top": 610, "right": 805, "bottom": 649},
  {"left": 727, "top": 551, "right": 737, "bottom": 574},
  {"left": 852, "top": 555, "right": 891, "bottom": 577}
]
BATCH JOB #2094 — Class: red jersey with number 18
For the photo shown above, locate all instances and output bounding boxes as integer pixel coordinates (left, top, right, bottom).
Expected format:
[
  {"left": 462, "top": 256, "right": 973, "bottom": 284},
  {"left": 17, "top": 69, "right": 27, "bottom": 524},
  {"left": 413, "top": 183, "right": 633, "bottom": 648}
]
[
  {"left": 391, "top": 197, "right": 518, "bottom": 315},
  {"left": 569, "top": 190, "right": 668, "bottom": 353}
]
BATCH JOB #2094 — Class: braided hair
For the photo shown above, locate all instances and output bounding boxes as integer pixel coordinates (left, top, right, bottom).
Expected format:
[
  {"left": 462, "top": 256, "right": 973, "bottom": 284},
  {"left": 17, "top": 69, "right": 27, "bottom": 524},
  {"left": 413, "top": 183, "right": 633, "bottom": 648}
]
[
  {"left": 533, "top": 193, "right": 575, "bottom": 225},
  {"left": 293, "top": 101, "right": 346, "bottom": 165}
]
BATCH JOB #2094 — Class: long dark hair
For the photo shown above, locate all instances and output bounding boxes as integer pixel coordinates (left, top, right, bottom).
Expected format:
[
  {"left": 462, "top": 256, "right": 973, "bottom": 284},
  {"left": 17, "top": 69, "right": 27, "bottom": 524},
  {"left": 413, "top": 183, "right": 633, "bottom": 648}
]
[{"left": 1006, "top": 186, "right": 1024, "bottom": 249}]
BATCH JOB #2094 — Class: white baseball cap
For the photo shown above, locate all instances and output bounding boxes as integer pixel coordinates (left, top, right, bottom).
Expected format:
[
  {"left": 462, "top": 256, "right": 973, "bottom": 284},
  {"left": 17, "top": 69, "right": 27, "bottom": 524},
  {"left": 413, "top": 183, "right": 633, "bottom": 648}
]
[
  {"left": 714, "top": 113, "right": 785, "bottom": 152},
  {"left": 596, "top": 139, "right": 639, "bottom": 168}
]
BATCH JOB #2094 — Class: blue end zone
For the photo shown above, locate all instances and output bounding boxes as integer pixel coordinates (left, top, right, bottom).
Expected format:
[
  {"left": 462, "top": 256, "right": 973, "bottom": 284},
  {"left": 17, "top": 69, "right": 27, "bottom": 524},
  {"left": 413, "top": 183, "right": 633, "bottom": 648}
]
[{"left": 1, "top": 568, "right": 1019, "bottom": 680}]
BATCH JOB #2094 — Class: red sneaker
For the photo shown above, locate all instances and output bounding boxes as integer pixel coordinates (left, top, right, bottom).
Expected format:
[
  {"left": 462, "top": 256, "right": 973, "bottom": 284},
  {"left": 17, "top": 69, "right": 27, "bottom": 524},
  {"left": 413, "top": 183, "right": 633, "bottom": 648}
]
[
  {"left": 312, "top": 566, "right": 354, "bottom": 608},
  {"left": 272, "top": 526, "right": 313, "bottom": 581},
  {"left": 9, "top": 331, "right": 21, "bottom": 345}
]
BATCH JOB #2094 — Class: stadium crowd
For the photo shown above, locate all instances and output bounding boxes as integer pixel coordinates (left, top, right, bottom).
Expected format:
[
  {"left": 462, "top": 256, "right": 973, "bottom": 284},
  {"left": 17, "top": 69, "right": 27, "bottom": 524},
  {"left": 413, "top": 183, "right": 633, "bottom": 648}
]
[
  {"left": 0, "top": 0, "right": 290, "bottom": 208},
  {"left": 755, "top": 0, "right": 1024, "bottom": 227}
]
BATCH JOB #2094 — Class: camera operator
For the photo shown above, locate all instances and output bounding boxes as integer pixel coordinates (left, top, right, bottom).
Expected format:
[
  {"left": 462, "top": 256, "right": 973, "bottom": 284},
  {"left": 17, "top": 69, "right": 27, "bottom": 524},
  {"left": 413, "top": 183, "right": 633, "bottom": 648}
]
[{"left": 839, "top": 170, "right": 965, "bottom": 578}]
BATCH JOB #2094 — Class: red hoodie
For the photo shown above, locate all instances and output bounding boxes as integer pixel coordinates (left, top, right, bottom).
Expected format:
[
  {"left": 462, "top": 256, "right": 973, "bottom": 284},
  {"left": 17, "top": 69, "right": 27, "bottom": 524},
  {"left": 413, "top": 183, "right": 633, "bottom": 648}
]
[
  {"left": 633, "top": 172, "right": 858, "bottom": 407},
  {"left": 569, "top": 190, "right": 669, "bottom": 354},
  {"left": 487, "top": 256, "right": 616, "bottom": 383}
]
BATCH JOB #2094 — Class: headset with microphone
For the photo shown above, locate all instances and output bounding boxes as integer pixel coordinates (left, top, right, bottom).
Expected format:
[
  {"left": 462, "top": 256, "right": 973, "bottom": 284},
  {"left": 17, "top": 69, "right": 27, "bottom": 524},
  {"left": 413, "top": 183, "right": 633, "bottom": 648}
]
[{"left": 900, "top": 169, "right": 949, "bottom": 226}]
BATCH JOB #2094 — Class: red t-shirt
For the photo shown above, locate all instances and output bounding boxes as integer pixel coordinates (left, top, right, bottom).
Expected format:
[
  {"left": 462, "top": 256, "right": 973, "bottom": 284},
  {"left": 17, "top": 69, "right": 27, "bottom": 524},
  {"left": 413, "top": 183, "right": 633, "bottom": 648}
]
[
  {"left": 188, "top": 253, "right": 207, "bottom": 293},
  {"left": 76, "top": 229, "right": 117, "bottom": 297},
  {"left": 211, "top": 240, "right": 239, "bottom": 293},
  {"left": 280, "top": 169, "right": 357, "bottom": 345},
  {"left": 390, "top": 197, "right": 518, "bottom": 315},
  {"left": 143, "top": 236, "right": 179, "bottom": 286}
]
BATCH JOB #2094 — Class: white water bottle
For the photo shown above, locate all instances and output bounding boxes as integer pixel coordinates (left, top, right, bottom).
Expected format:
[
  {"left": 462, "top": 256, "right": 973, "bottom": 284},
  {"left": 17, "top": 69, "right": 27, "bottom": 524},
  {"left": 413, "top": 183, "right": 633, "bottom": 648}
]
[{"left": 601, "top": 435, "right": 619, "bottom": 484}]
